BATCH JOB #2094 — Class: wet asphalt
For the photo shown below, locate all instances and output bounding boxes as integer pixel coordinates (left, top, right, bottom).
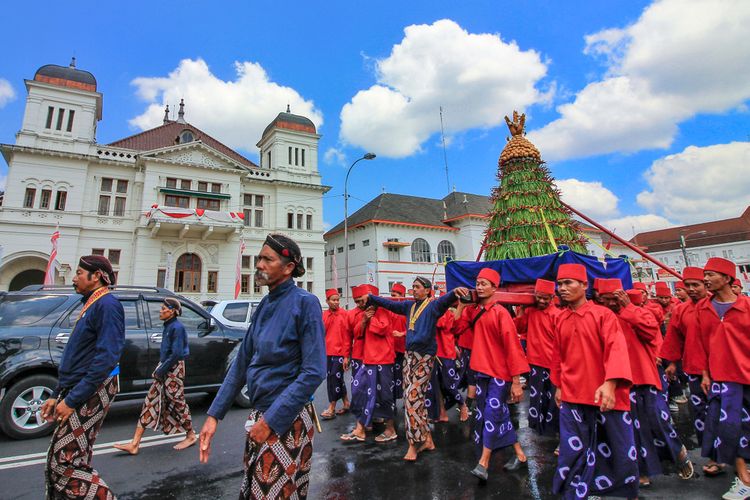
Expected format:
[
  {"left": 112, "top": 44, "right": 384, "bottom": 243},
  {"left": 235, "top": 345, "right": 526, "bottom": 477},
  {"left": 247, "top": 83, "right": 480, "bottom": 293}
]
[{"left": 0, "top": 376, "right": 732, "bottom": 499}]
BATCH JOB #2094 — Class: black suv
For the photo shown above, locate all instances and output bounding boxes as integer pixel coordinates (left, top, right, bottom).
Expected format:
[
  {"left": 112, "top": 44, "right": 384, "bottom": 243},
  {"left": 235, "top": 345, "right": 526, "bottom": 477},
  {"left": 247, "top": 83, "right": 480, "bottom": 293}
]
[{"left": 0, "top": 285, "right": 250, "bottom": 440}]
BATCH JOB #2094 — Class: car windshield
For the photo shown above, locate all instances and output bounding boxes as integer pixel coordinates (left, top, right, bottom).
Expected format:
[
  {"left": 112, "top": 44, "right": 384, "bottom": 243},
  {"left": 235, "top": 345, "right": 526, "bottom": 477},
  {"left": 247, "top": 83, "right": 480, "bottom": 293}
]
[{"left": 0, "top": 295, "right": 68, "bottom": 326}]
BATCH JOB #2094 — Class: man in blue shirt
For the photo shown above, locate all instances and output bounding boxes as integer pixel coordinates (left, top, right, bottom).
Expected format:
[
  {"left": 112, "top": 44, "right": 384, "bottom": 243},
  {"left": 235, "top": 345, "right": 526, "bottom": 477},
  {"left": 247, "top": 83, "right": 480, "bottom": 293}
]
[
  {"left": 200, "top": 234, "right": 326, "bottom": 499},
  {"left": 41, "top": 255, "right": 124, "bottom": 500}
]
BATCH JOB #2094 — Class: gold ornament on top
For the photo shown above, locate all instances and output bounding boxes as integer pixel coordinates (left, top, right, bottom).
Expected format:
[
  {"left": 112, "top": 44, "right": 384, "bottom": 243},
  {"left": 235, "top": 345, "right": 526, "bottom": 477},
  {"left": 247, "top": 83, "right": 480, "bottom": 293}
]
[{"left": 499, "top": 111, "right": 541, "bottom": 164}]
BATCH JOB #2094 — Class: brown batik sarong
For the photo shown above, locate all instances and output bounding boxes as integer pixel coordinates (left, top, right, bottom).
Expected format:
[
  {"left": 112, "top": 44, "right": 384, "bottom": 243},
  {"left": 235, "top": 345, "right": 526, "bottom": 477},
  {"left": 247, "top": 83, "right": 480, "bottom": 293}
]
[
  {"left": 138, "top": 360, "right": 193, "bottom": 435},
  {"left": 239, "top": 404, "right": 315, "bottom": 500},
  {"left": 403, "top": 351, "right": 435, "bottom": 445},
  {"left": 46, "top": 376, "right": 118, "bottom": 500}
]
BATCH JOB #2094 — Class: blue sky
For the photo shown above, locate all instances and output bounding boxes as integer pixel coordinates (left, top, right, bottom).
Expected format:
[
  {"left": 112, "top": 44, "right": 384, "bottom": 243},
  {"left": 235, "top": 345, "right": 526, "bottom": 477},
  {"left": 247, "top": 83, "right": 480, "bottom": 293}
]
[{"left": 1, "top": 0, "right": 748, "bottom": 238}]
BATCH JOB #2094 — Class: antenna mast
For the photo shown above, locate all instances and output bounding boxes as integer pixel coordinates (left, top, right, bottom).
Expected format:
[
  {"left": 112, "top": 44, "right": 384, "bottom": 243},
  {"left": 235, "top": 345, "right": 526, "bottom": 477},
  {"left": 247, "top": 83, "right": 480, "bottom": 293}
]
[{"left": 439, "top": 106, "right": 451, "bottom": 192}]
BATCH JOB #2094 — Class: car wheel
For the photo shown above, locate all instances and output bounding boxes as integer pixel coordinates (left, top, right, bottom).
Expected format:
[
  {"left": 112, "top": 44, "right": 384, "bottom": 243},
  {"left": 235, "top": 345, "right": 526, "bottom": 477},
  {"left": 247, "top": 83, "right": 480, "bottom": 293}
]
[
  {"left": 0, "top": 374, "right": 57, "bottom": 440},
  {"left": 234, "top": 384, "right": 251, "bottom": 408}
]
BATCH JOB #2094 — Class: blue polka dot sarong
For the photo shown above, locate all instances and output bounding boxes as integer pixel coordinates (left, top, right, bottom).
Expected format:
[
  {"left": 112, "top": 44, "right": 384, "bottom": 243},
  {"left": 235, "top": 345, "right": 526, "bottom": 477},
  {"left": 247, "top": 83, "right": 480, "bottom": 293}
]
[
  {"left": 629, "top": 385, "right": 685, "bottom": 477},
  {"left": 326, "top": 356, "right": 348, "bottom": 403},
  {"left": 457, "top": 347, "right": 476, "bottom": 389},
  {"left": 473, "top": 374, "right": 517, "bottom": 456},
  {"left": 528, "top": 364, "right": 559, "bottom": 437},
  {"left": 349, "top": 360, "right": 364, "bottom": 416},
  {"left": 426, "top": 357, "right": 464, "bottom": 419},
  {"left": 687, "top": 375, "right": 708, "bottom": 445},
  {"left": 554, "top": 403, "right": 639, "bottom": 500},
  {"left": 350, "top": 364, "right": 395, "bottom": 427},
  {"left": 702, "top": 381, "right": 750, "bottom": 463},
  {"left": 393, "top": 352, "right": 405, "bottom": 401}
]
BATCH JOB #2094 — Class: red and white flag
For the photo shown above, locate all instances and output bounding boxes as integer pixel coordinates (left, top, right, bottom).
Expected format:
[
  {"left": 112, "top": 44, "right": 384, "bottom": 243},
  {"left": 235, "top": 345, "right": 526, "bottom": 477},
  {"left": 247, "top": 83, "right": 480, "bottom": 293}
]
[
  {"left": 234, "top": 240, "right": 246, "bottom": 299},
  {"left": 44, "top": 228, "right": 60, "bottom": 285}
]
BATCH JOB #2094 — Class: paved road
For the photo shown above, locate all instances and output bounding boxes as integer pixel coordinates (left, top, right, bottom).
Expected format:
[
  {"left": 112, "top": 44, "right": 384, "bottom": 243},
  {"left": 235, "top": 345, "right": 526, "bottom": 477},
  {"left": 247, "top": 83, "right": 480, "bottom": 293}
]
[{"left": 0, "top": 381, "right": 732, "bottom": 499}]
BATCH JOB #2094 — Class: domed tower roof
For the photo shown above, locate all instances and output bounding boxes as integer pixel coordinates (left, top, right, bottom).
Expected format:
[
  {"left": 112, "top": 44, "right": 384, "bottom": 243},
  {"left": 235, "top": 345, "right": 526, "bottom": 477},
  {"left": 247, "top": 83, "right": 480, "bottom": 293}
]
[
  {"left": 34, "top": 58, "right": 97, "bottom": 92},
  {"left": 262, "top": 106, "right": 316, "bottom": 138}
]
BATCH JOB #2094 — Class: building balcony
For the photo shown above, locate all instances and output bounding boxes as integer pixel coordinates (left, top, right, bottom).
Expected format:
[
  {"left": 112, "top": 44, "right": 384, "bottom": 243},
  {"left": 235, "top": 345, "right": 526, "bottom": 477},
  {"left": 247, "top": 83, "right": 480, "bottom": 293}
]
[{"left": 144, "top": 205, "right": 244, "bottom": 240}]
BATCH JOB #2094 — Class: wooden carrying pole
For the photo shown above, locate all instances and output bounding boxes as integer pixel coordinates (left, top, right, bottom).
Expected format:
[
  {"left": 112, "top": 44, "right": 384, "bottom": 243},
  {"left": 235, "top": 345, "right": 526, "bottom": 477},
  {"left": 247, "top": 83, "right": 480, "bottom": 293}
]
[{"left": 560, "top": 201, "right": 683, "bottom": 280}]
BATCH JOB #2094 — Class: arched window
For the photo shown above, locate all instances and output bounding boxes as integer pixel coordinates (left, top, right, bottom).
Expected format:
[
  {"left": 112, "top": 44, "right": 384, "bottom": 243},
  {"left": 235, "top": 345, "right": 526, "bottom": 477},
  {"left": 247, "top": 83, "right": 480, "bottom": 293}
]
[
  {"left": 411, "top": 238, "right": 431, "bottom": 263},
  {"left": 175, "top": 253, "right": 201, "bottom": 292},
  {"left": 437, "top": 240, "right": 455, "bottom": 262}
]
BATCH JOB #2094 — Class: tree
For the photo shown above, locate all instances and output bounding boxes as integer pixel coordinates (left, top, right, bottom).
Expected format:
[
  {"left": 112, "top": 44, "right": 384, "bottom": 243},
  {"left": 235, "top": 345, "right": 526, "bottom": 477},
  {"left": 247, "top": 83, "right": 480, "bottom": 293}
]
[{"left": 484, "top": 111, "right": 587, "bottom": 260}]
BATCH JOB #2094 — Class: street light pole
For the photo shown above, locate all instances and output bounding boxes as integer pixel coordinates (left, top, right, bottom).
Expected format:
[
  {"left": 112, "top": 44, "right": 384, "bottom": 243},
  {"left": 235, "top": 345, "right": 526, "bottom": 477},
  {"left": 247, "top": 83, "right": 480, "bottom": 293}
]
[
  {"left": 679, "top": 230, "right": 707, "bottom": 268},
  {"left": 344, "top": 153, "right": 376, "bottom": 308}
]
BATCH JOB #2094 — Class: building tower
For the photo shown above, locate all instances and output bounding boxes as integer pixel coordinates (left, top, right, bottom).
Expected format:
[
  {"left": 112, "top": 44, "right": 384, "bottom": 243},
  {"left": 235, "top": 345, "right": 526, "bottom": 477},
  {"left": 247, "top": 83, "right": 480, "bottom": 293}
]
[{"left": 256, "top": 105, "right": 319, "bottom": 174}]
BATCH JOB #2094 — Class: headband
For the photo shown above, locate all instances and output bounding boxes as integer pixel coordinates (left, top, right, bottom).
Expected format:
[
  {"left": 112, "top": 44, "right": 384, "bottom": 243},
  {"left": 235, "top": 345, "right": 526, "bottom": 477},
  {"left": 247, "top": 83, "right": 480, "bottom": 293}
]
[{"left": 264, "top": 234, "right": 305, "bottom": 278}]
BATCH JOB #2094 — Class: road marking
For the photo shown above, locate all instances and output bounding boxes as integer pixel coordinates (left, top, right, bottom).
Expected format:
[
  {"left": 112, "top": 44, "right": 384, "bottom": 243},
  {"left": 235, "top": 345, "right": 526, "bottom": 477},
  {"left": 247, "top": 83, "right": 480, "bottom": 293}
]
[{"left": 0, "top": 433, "right": 187, "bottom": 470}]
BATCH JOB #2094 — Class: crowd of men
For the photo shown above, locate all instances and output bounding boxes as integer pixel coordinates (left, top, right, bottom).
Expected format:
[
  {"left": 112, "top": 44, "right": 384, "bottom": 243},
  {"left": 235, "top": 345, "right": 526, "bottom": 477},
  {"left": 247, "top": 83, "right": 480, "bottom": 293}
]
[{"left": 39, "top": 232, "right": 750, "bottom": 500}]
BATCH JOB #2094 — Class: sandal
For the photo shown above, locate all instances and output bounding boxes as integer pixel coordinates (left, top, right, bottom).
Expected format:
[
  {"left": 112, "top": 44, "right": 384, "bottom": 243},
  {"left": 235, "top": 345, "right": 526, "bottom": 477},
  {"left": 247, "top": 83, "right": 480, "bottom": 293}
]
[
  {"left": 320, "top": 410, "right": 336, "bottom": 420},
  {"left": 339, "top": 432, "right": 365, "bottom": 443},
  {"left": 702, "top": 462, "right": 726, "bottom": 476},
  {"left": 335, "top": 406, "right": 350, "bottom": 415},
  {"left": 374, "top": 432, "right": 398, "bottom": 443},
  {"left": 677, "top": 447, "right": 694, "bottom": 479},
  {"left": 639, "top": 477, "right": 651, "bottom": 487}
]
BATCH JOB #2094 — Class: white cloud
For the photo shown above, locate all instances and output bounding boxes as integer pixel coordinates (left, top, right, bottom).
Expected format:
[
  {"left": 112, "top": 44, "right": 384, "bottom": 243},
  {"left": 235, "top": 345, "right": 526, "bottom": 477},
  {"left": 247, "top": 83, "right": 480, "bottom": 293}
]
[
  {"left": 0, "top": 79, "right": 15, "bottom": 108},
  {"left": 637, "top": 141, "right": 750, "bottom": 224},
  {"left": 603, "top": 214, "right": 673, "bottom": 240},
  {"left": 339, "top": 19, "right": 550, "bottom": 158},
  {"left": 129, "top": 59, "right": 323, "bottom": 153},
  {"left": 529, "top": 0, "right": 750, "bottom": 161},
  {"left": 556, "top": 178, "right": 619, "bottom": 219},
  {"left": 323, "top": 147, "right": 347, "bottom": 167}
]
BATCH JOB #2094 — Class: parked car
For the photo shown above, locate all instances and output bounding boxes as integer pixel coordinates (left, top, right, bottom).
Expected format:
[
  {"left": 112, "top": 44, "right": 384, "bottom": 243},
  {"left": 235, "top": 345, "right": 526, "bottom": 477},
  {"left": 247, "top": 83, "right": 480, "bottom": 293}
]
[
  {"left": 0, "top": 285, "right": 250, "bottom": 440},
  {"left": 209, "top": 299, "right": 262, "bottom": 330}
]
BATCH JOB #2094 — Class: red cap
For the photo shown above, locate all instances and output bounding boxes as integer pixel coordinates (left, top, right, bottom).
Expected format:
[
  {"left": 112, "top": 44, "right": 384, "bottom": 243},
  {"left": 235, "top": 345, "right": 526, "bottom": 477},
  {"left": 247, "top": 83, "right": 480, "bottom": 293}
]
[
  {"left": 633, "top": 282, "right": 647, "bottom": 291},
  {"left": 593, "top": 278, "right": 602, "bottom": 291},
  {"left": 674, "top": 281, "right": 686, "bottom": 290},
  {"left": 535, "top": 279, "right": 556, "bottom": 295},
  {"left": 351, "top": 285, "right": 368, "bottom": 299},
  {"left": 735, "top": 281, "right": 743, "bottom": 289},
  {"left": 391, "top": 283, "right": 406, "bottom": 295},
  {"left": 705, "top": 257, "right": 736, "bottom": 279},
  {"left": 626, "top": 289, "right": 644, "bottom": 305},
  {"left": 477, "top": 268, "right": 500, "bottom": 287},
  {"left": 325, "top": 288, "right": 339, "bottom": 299},
  {"left": 556, "top": 263, "right": 587, "bottom": 282},
  {"left": 366, "top": 284, "right": 380, "bottom": 296},
  {"left": 682, "top": 267, "right": 704, "bottom": 282},
  {"left": 598, "top": 278, "right": 623, "bottom": 294},
  {"left": 654, "top": 282, "right": 671, "bottom": 297}
]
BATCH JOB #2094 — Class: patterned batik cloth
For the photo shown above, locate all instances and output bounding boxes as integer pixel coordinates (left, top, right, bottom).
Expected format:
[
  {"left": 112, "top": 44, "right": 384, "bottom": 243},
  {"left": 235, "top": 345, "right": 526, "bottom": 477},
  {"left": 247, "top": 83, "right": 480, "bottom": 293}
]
[
  {"left": 240, "top": 405, "right": 315, "bottom": 500},
  {"left": 528, "top": 364, "right": 559, "bottom": 437},
  {"left": 46, "top": 376, "right": 119, "bottom": 500},
  {"left": 702, "top": 381, "right": 750, "bottom": 463},
  {"left": 403, "top": 351, "right": 435, "bottom": 445},
  {"left": 457, "top": 347, "right": 476, "bottom": 390},
  {"left": 350, "top": 364, "right": 395, "bottom": 427},
  {"left": 393, "top": 352, "right": 405, "bottom": 401},
  {"left": 349, "top": 360, "right": 365, "bottom": 417},
  {"left": 138, "top": 360, "right": 193, "bottom": 435},
  {"left": 657, "top": 363, "right": 684, "bottom": 402},
  {"left": 629, "top": 385, "right": 685, "bottom": 477},
  {"left": 687, "top": 375, "right": 708, "bottom": 446},
  {"left": 426, "top": 357, "right": 464, "bottom": 420},
  {"left": 325, "top": 356, "right": 348, "bottom": 403},
  {"left": 473, "top": 374, "right": 517, "bottom": 456},
  {"left": 554, "top": 403, "right": 639, "bottom": 500}
]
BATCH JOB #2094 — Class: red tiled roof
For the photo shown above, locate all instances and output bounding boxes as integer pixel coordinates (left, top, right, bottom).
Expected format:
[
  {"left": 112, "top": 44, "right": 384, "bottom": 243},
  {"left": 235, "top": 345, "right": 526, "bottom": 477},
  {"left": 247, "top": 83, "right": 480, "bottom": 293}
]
[
  {"left": 108, "top": 121, "right": 258, "bottom": 169},
  {"left": 630, "top": 207, "right": 750, "bottom": 252}
]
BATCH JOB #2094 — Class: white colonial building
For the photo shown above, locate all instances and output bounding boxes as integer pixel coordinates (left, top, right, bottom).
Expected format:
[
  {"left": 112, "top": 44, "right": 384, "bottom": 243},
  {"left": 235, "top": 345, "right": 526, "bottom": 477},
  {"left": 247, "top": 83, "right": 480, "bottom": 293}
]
[{"left": 0, "top": 60, "right": 330, "bottom": 302}]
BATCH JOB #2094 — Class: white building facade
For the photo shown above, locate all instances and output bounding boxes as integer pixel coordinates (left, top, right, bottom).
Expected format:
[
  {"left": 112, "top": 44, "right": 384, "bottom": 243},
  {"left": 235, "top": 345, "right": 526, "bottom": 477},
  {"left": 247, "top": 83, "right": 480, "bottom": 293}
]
[{"left": 0, "top": 61, "right": 329, "bottom": 302}]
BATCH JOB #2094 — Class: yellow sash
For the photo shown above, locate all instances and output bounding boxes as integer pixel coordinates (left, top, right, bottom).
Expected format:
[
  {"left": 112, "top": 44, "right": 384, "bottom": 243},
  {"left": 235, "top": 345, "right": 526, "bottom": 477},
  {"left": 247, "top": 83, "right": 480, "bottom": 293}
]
[
  {"left": 78, "top": 287, "right": 110, "bottom": 320},
  {"left": 408, "top": 298, "right": 432, "bottom": 331}
]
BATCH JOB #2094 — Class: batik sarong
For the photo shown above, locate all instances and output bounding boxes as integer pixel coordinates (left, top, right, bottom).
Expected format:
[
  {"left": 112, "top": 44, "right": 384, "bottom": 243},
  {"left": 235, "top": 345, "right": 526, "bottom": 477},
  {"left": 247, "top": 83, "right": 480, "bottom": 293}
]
[
  {"left": 702, "top": 381, "right": 750, "bottom": 464},
  {"left": 473, "top": 374, "right": 517, "bottom": 456},
  {"left": 240, "top": 404, "right": 315, "bottom": 500},
  {"left": 326, "top": 356, "right": 347, "bottom": 403},
  {"left": 629, "top": 385, "right": 685, "bottom": 477},
  {"left": 349, "top": 360, "right": 365, "bottom": 416},
  {"left": 403, "top": 351, "right": 434, "bottom": 445},
  {"left": 658, "top": 363, "right": 684, "bottom": 403},
  {"left": 457, "top": 347, "right": 475, "bottom": 390},
  {"left": 138, "top": 360, "right": 193, "bottom": 435},
  {"left": 554, "top": 403, "right": 639, "bottom": 500},
  {"left": 426, "top": 357, "right": 463, "bottom": 420},
  {"left": 46, "top": 376, "right": 119, "bottom": 500},
  {"left": 528, "top": 364, "right": 559, "bottom": 437},
  {"left": 350, "top": 358, "right": 362, "bottom": 377},
  {"left": 687, "top": 375, "right": 708, "bottom": 446},
  {"left": 351, "top": 364, "right": 395, "bottom": 426},
  {"left": 393, "top": 352, "right": 405, "bottom": 401}
]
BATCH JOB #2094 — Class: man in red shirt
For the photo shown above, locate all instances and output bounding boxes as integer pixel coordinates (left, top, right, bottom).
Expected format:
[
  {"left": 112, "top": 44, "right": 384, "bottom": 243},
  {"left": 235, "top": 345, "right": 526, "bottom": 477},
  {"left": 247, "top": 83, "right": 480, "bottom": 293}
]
[
  {"left": 599, "top": 279, "right": 694, "bottom": 486},
  {"left": 551, "top": 264, "right": 638, "bottom": 499},
  {"left": 321, "top": 289, "right": 351, "bottom": 419},
  {"left": 697, "top": 257, "right": 750, "bottom": 500},
  {"left": 458, "top": 268, "right": 528, "bottom": 481},
  {"left": 515, "top": 278, "right": 560, "bottom": 437},
  {"left": 348, "top": 285, "right": 368, "bottom": 378},
  {"left": 389, "top": 283, "right": 408, "bottom": 403},
  {"left": 340, "top": 285, "right": 398, "bottom": 443},
  {"left": 675, "top": 281, "right": 689, "bottom": 303}
]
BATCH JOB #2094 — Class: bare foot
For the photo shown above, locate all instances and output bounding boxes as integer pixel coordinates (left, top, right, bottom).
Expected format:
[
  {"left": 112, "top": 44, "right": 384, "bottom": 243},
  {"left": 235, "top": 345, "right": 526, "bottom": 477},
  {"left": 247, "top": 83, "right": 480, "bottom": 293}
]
[
  {"left": 418, "top": 440, "right": 436, "bottom": 453},
  {"left": 173, "top": 433, "right": 197, "bottom": 450},
  {"left": 459, "top": 405, "right": 469, "bottom": 422},
  {"left": 437, "top": 414, "right": 449, "bottom": 423},
  {"left": 113, "top": 442, "right": 139, "bottom": 455},
  {"left": 403, "top": 446, "right": 418, "bottom": 462}
]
